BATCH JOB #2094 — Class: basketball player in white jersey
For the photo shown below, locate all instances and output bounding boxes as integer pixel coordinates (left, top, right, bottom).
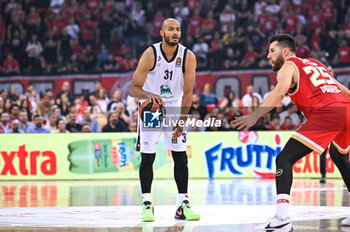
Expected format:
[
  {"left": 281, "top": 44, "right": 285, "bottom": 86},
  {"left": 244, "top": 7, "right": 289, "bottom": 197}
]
[{"left": 130, "top": 18, "right": 200, "bottom": 222}]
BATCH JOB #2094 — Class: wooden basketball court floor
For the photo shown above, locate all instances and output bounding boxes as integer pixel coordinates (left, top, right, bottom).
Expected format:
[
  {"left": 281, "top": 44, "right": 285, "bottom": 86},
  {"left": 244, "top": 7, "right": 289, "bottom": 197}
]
[{"left": 0, "top": 179, "right": 349, "bottom": 231}]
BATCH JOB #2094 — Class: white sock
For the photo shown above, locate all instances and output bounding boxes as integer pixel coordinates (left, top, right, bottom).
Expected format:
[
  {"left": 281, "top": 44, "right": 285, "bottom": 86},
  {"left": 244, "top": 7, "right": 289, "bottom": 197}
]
[
  {"left": 142, "top": 193, "right": 152, "bottom": 203},
  {"left": 178, "top": 193, "right": 189, "bottom": 205},
  {"left": 276, "top": 194, "right": 290, "bottom": 220}
]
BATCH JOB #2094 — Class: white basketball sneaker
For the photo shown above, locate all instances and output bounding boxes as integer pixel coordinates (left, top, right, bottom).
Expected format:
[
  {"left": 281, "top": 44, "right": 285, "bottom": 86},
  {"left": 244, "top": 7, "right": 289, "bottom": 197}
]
[
  {"left": 264, "top": 216, "right": 293, "bottom": 232},
  {"left": 341, "top": 217, "right": 350, "bottom": 226}
]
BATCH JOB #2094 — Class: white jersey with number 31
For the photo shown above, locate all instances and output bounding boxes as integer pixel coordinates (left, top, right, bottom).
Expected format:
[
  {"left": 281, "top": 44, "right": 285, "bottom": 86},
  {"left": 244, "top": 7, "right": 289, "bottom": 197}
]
[{"left": 143, "top": 42, "right": 188, "bottom": 103}]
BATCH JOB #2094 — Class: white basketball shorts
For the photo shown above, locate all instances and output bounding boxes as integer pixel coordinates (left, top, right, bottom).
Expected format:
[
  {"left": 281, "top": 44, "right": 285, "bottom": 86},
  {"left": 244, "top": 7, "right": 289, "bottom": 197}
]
[{"left": 136, "top": 99, "right": 187, "bottom": 153}]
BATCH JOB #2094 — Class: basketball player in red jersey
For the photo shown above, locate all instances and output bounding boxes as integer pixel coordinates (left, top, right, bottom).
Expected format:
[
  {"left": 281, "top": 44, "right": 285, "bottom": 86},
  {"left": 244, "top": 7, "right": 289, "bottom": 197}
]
[{"left": 231, "top": 34, "right": 350, "bottom": 231}]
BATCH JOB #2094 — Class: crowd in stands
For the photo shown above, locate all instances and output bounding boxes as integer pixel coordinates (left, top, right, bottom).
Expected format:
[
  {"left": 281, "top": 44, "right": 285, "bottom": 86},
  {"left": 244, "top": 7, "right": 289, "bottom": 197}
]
[
  {"left": 0, "top": 0, "right": 350, "bottom": 75},
  {"left": 0, "top": 80, "right": 303, "bottom": 133}
]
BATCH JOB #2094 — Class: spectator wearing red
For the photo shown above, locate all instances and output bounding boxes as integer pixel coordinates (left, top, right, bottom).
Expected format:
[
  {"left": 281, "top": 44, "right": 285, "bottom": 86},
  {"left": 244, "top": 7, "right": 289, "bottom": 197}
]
[
  {"left": 151, "top": 11, "right": 165, "bottom": 41},
  {"left": 282, "top": 116, "right": 296, "bottom": 130},
  {"left": 262, "top": 12, "right": 278, "bottom": 34},
  {"left": 11, "top": 4, "right": 25, "bottom": 25},
  {"left": 103, "top": 0, "right": 115, "bottom": 13},
  {"left": 121, "top": 53, "right": 137, "bottom": 71},
  {"left": 49, "top": 14, "right": 65, "bottom": 38},
  {"left": 26, "top": 6, "right": 41, "bottom": 34},
  {"left": 80, "top": 14, "right": 97, "bottom": 47},
  {"left": 295, "top": 34, "right": 310, "bottom": 58},
  {"left": 308, "top": 5, "right": 324, "bottom": 31},
  {"left": 322, "top": 0, "right": 336, "bottom": 29},
  {"left": 310, "top": 26, "right": 322, "bottom": 58},
  {"left": 187, "top": 8, "right": 203, "bottom": 36},
  {"left": 67, "top": 0, "right": 81, "bottom": 19},
  {"left": 283, "top": 9, "right": 298, "bottom": 34},
  {"left": 338, "top": 40, "right": 350, "bottom": 64},
  {"left": 2, "top": 53, "right": 19, "bottom": 74},
  {"left": 267, "top": 114, "right": 287, "bottom": 131},
  {"left": 240, "top": 44, "right": 258, "bottom": 68},
  {"left": 256, "top": 8, "right": 268, "bottom": 26},
  {"left": 59, "top": 4, "right": 73, "bottom": 25},
  {"left": 187, "top": 0, "right": 201, "bottom": 14},
  {"left": 85, "top": 0, "right": 100, "bottom": 16},
  {"left": 292, "top": 0, "right": 312, "bottom": 18},
  {"left": 201, "top": 10, "right": 216, "bottom": 41},
  {"left": 74, "top": 2, "right": 89, "bottom": 23}
]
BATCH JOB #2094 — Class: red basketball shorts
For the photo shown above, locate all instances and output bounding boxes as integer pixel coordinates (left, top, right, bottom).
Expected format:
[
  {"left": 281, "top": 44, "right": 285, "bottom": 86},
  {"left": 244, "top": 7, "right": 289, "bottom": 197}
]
[{"left": 291, "top": 103, "right": 350, "bottom": 154}]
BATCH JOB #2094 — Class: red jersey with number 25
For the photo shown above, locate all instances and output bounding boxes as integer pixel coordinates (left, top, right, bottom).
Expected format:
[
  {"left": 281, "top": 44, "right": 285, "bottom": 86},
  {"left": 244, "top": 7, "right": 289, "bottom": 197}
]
[{"left": 286, "top": 57, "right": 350, "bottom": 118}]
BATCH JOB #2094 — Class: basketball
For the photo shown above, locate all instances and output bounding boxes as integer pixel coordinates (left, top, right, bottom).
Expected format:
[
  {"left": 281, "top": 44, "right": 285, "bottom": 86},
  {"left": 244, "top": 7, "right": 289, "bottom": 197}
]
[{"left": 139, "top": 99, "right": 166, "bottom": 122}]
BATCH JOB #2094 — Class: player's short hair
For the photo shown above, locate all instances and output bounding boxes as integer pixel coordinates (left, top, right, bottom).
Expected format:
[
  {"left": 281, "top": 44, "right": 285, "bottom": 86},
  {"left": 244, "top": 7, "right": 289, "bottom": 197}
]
[{"left": 269, "top": 34, "right": 296, "bottom": 53}]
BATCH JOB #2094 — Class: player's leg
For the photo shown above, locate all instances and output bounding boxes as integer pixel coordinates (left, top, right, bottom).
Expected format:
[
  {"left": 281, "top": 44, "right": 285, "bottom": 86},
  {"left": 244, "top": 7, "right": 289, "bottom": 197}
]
[
  {"left": 171, "top": 150, "right": 197, "bottom": 221},
  {"left": 137, "top": 118, "right": 162, "bottom": 222},
  {"left": 172, "top": 150, "right": 188, "bottom": 200},
  {"left": 139, "top": 152, "right": 156, "bottom": 222},
  {"left": 319, "top": 148, "right": 327, "bottom": 183},
  {"left": 329, "top": 142, "right": 350, "bottom": 191},
  {"left": 163, "top": 130, "right": 200, "bottom": 220},
  {"left": 265, "top": 138, "right": 312, "bottom": 231}
]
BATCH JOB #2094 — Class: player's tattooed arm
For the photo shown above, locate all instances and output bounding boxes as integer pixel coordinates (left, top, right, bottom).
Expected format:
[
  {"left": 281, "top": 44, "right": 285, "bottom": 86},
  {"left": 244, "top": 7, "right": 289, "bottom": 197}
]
[{"left": 130, "top": 47, "right": 165, "bottom": 105}]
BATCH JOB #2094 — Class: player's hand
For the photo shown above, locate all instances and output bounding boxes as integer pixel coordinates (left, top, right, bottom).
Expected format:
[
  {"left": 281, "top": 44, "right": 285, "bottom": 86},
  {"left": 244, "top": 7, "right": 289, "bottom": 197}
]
[
  {"left": 172, "top": 116, "right": 187, "bottom": 140},
  {"left": 172, "top": 123, "right": 184, "bottom": 140},
  {"left": 230, "top": 115, "right": 257, "bottom": 131},
  {"left": 147, "top": 94, "right": 165, "bottom": 106}
]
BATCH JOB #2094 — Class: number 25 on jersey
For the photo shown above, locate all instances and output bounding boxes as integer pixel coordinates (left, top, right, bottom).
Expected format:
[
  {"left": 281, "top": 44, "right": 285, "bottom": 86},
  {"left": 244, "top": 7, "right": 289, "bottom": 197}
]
[{"left": 303, "top": 66, "right": 336, "bottom": 87}]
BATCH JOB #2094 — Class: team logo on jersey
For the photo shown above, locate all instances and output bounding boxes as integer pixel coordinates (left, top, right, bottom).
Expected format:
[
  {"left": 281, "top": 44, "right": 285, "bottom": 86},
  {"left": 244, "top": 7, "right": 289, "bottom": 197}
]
[
  {"left": 176, "top": 57, "right": 181, "bottom": 67},
  {"left": 160, "top": 85, "right": 173, "bottom": 99}
]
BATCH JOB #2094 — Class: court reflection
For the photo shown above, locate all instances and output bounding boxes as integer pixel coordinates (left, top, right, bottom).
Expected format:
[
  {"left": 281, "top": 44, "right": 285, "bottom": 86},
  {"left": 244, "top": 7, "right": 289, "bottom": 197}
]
[{"left": 0, "top": 179, "right": 348, "bottom": 208}]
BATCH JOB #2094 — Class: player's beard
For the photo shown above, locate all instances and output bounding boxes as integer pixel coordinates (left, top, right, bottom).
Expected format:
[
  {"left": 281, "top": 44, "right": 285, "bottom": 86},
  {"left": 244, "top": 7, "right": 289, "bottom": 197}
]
[
  {"left": 164, "top": 33, "right": 179, "bottom": 47},
  {"left": 272, "top": 53, "right": 285, "bottom": 72}
]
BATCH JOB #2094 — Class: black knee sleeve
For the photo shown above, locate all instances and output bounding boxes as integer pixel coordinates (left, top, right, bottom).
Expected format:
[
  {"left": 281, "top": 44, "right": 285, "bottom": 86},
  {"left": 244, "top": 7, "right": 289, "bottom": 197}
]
[
  {"left": 319, "top": 148, "right": 327, "bottom": 178},
  {"left": 329, "top": 143, "right": 350, "bottom": 191},
  {"left": 275, "top": 138, "right": 312, "bottom": 194},
  {"left": 172, "top": 151, "right": 188, "bottom": 193},
  {"left": 139, "top": 153, "right": 155, "bottom": 193}
]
